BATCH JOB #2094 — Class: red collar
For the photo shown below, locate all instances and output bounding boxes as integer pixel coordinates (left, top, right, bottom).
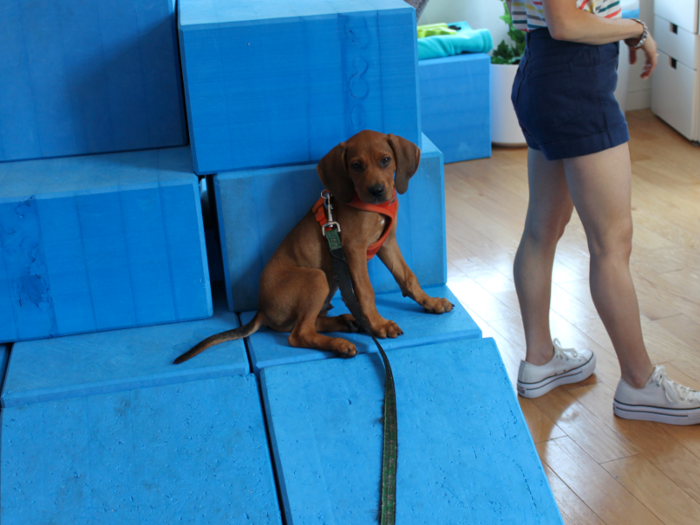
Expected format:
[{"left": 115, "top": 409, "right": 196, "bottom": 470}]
[{"left": 312, "top": 190, "right": 399, "bottom": 260}]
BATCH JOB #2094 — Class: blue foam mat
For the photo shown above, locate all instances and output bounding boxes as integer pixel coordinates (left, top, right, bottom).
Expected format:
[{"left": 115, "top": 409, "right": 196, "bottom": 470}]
[
  {"left": 260, "top": 338, "right": 563, "bottom": 524},
  {"left": 1, "top": 374, "right": 282, "bottom": 525},
  {"left": 178, "top": 0, "right": 421, "bottom": 174},
  {"left": 419, "top": 53, "right": 491, "bottom": 163},
  {"left": 1, "top": 287, "right": 245, "bottom": 408},
  {"left": 242, "top": 285, "right": 481, "bottom": 373},
  {"left": 215, "top": 134, "right": 446, "bottom": 313},
  {"left": 0, "top": 0, "right": 187, "bottom": 162},
  {"left": 0, "top": 147, "right": 212, "bottom": 343}
]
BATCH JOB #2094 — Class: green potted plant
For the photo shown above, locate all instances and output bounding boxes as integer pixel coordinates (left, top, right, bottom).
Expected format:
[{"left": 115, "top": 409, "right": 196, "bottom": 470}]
[{"left": 491, "top": 1, "right": 526, "bottom": 145}]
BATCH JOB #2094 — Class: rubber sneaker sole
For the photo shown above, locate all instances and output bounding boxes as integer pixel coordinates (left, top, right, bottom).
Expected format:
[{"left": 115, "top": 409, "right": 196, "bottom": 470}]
[
  {"left": 517, "top": 354, "right": 597, "bottom": 398},
  {"left": 613, "top": 401, "right": 700, "bottom": 426}
]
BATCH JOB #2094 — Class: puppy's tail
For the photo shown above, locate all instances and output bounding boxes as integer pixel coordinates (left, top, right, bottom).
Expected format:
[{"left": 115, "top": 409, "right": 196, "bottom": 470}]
[{"left": 174, "top": 311, "right": 265, "bottom": 364}]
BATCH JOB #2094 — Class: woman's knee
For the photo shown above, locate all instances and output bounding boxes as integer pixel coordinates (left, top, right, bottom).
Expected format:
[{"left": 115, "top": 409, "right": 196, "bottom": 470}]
[
  {"left": 588, "top": 218, "right": 634, "bottom": 260},
  {"left": 524, "top": 207, "right": 573, "bottom": 246}
]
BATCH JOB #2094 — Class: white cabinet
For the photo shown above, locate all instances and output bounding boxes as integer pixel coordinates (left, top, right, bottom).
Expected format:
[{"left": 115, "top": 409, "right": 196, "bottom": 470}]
[
  {"left": 655, "top": 0, "right": 699, "bottom": 34},
  {"left": 652, "top": 1, "right": 700, "bottom": 141},
  {"left": 652, "top": 51, "right": 700, "bottom": 139}
]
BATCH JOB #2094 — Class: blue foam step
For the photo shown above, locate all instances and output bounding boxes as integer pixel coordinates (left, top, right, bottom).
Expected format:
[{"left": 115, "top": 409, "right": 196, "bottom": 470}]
[
  {"left": 215, "top": 134, "right": 446, "bottom": 313},
  {"left": 0, "top": 147, "right": 212, "bottom": 343},
  {"left": 419, "top": 53, "right": 492, "bottom": 163},
  {"left": 260, "top": 338, "right": 563, "bottom": 524},
  {"left": 0, "top": 344, "right": 9, "bottom": 388},
  {"left": 178, "top": 0, "right": 421, "bottom": 174},
  {"left": 1, "top": 286, "right": 246, "bottom": 408},
  {"left": 242, "top": 285, "right": 481, "bottom": 373},
  {"left": 1, "top": 375, "right": 282, "bottom": 525},
  {"left": 0, "top": 0, "right": 187, "bottom": 162}
]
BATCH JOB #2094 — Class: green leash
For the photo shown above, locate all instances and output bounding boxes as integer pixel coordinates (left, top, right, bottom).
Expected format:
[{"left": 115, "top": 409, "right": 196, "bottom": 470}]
[{"left": 320, "top": 191, "right": 398, "bottom": 525}]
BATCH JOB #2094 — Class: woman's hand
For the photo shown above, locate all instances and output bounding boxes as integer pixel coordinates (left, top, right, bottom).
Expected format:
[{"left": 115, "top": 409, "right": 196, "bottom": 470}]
[{"left": 627, "top": 33, "right": 658, "bottom": 79}]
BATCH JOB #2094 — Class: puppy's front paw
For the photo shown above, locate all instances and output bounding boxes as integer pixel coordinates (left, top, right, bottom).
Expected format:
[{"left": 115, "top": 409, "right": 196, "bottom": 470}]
[
  {"left": 372, "top": 319, "right": 403, "bottom": 339},
  {"left": 421, "top": 296, "right": 454, "bottom": 314}
]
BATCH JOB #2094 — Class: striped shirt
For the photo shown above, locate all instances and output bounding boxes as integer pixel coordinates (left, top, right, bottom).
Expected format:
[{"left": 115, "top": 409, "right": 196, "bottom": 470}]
[{"left": 511, "top": 0, "right": 622, "bottom": 32}]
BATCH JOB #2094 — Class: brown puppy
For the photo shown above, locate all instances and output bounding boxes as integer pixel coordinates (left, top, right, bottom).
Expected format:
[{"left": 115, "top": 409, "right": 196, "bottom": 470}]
[{"left": 175, "top": 130, "right": 453, "bottom": 364}]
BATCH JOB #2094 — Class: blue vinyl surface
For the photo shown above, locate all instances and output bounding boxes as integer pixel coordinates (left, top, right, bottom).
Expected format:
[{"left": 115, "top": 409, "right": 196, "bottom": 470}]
[
  {"left": 419, "top": 53, "right": 491, "bottom": 163},
  {"left": 260, "top": 338, "right": 564, "bottom": 525},
  {"left": 178, "top": 0, "right": 421, "bottom": 174},
  {"left": 1, "top": 287, "right": 245, "bottom": 408},
  {"left": 0, "top": 0, "right": 187, "bottom": 162},
  {"left": 215, "top": 134, "right": 446, "bottom": 313},
  {"left": 0, "top": 147, "right": 212, "bottom": 343},
  {"left": 241, "top": 285, "right": 481, "bottom": 373},
  {"left": 1, "top": 374, "right": 282, "bottom": 525}
]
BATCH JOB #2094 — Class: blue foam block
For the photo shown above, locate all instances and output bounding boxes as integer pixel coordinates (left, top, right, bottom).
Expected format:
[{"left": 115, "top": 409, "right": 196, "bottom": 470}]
[
  {"left": 0, "top": 0, "right": 187, "bottom": 162},
  {"left": 0, "top": 344, "right": 9, "bottom": 387},
  {"left": 261, "top": 338, "right": 563, "bottom": 524},
  {"left": 0, "top": 147, "right": 212, "bottom": 343},
  {"left": 1, "top": 287, "right": 246, "bottom": 408},
  {"left": 1, "top": 375, "right": 282, "bottom": 525},
  {"left": 215, "top": 134, "right": 446, "bottom": 312},
  {"left": 242, "top": 285, "right": 481, "bottom": 373},
  {"left": 178, "top": 0, "right": 421, "bottom": 174},
  {"left": 419, "top": 53, "right": 491, "bottom": 163}
]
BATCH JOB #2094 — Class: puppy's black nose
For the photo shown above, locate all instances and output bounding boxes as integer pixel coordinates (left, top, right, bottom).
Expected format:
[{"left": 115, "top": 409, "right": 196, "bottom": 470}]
[{"left": 368, "top": 184, "right": 385, "bottom": 199}]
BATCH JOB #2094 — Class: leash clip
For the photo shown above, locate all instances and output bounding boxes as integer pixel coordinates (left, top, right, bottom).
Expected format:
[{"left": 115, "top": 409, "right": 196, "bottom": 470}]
[{"left": 320, "top": 189, "right": 341, "bottom": 236}]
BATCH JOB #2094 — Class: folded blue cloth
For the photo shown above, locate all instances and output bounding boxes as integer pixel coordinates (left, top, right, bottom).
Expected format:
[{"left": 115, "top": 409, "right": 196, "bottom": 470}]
[{"left": 418, "top": 21, "right": 493, "bottom": 61}]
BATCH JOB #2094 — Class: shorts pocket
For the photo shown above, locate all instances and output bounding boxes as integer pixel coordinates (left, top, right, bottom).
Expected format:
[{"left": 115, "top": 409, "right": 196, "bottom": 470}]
[{"left": 527, "top": 62, "right": 581, "bottom": 127}]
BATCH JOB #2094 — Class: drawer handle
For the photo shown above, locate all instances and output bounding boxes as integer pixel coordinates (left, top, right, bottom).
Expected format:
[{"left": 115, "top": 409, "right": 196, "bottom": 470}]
[
  {"left": 670, "top": 23, "right": 678, "bottom": 34},
  {"left": 670, "top": 57, "right": 677, "bottom": 69}
]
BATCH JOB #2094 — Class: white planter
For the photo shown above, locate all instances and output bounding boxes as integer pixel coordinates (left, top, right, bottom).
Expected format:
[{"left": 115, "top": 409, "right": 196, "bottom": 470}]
[{"left": 490, "top": 63, "right": 527, "bottom": 146}]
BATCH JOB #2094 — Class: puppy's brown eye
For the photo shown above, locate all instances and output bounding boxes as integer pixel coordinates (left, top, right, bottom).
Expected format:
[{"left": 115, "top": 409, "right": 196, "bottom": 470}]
[
  {"left": 380, "top": 156, "right": 391, "bottom": 167},
  {"left": 351, "top": 162, "right": 363, "bottom": 171}
]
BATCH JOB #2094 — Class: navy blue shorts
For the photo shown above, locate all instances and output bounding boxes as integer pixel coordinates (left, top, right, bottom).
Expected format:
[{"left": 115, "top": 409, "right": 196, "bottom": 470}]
[{"left": 511, "top": 29, "right": 630, "bottom": 160}]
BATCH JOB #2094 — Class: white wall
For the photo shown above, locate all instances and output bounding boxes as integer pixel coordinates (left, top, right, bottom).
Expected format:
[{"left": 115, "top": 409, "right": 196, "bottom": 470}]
[
  {"left": 419, "top": 0, "right": 510, "bottom": 48},
  {"left": 418, "top": 0, "right": 655, "bottom": 110}
]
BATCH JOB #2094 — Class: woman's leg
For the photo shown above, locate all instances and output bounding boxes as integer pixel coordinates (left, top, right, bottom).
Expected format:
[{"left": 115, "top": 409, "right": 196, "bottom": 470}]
[
  {"left": 563, "top": 143, "right": 654, "bottom": 388},
  {"left": 514, "top": 148, "right": 575, "bottom": 365}
]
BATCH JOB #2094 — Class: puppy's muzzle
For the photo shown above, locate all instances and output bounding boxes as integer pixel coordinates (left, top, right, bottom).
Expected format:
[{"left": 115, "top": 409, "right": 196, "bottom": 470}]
[{"left": 367, "top": 183, "right": 386, "bottom": 202}]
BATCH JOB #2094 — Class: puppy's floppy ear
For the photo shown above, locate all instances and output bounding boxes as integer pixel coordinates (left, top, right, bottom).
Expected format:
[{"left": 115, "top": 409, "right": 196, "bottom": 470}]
[
  {"left": 316, "top": 142, "right": 355, "bottom": 203},
  {"left": 387, "top": 134, "right": 421, "bottom": 194}
]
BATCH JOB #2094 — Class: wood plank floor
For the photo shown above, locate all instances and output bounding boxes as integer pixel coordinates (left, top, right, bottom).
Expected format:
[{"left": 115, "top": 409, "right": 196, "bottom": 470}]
[{"left": 445, "top": 110, "right": 700, "bottom": 525}]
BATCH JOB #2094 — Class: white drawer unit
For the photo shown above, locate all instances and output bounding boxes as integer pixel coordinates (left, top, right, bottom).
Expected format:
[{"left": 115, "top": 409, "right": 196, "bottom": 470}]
[
  {"left": 655, "top": 0, "right": 699, "bottom": 34},
  {"left": 655, "top": 15, "right": 700, "bottom": 70},
  {"left": 652, "top": 0, "right": 700, "bottom": 142},
  {"left": 652, "top": 50, "right": 700, "bottom": 141}
]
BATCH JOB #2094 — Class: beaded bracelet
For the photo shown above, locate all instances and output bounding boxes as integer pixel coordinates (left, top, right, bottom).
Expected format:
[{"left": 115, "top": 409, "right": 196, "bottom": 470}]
[{"left": 628, "top": 18, "right": 648, "bottom": 49}]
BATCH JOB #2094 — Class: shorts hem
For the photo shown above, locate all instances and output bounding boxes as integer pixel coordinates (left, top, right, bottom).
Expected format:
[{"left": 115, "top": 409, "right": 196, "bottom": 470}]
[{"left": 539, "top": 122, "right": 630, "bottom": 161}]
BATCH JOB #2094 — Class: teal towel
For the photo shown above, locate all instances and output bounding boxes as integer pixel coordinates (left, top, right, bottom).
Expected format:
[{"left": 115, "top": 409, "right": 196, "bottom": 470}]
[{"left": 418, "top": 22, "right": 493, "bottom": 60}]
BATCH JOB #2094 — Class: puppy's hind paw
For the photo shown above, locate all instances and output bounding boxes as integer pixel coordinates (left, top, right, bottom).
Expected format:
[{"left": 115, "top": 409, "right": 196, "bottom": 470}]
[
  {"left": 331, "top": 339, "right": 357, "bottom": 358},
  {"left": 422, "top": 296, "right": 454, "bottom": 314},
  {"left": 340, "top": 314, "right": 360, "bottom": 333}
]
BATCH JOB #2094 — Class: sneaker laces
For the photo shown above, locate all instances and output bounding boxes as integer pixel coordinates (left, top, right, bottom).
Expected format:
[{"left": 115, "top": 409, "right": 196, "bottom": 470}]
[
  {"left": 651, "top": 366, "right": 700, "bottom": 404},
  {"left": 552, "top": 339, "right": 583, "bottom": 362}
]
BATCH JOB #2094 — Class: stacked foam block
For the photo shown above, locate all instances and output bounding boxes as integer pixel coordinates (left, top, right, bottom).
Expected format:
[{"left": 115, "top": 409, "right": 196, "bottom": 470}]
[{"left": 0, "top": 0, "right": 563, "bottom": 523}]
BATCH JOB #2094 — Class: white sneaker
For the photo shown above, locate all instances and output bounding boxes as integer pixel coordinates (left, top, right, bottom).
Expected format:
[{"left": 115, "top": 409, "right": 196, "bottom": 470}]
[
  {"left": 517, "top": 339, "right": 597, "bottom": 398},
  {"left": 613, "top": 365, "right": 700, "bottom": 425}
]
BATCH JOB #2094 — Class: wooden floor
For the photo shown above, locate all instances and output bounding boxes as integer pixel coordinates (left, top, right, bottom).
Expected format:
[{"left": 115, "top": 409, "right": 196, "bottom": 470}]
[{"left": 445, "top": 110, "right": 700, "bottom": 525}]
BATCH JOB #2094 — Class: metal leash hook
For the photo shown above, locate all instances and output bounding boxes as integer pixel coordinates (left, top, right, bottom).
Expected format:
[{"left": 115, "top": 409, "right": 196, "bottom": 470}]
[{"left": 320, "top": 189, "right": 341, "bottom": 236}]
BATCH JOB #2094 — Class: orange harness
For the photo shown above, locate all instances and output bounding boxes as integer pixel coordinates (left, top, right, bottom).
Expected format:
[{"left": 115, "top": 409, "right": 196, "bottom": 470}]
[{"left": 313, "top": 190, "right": 399, "bottom": 260}]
